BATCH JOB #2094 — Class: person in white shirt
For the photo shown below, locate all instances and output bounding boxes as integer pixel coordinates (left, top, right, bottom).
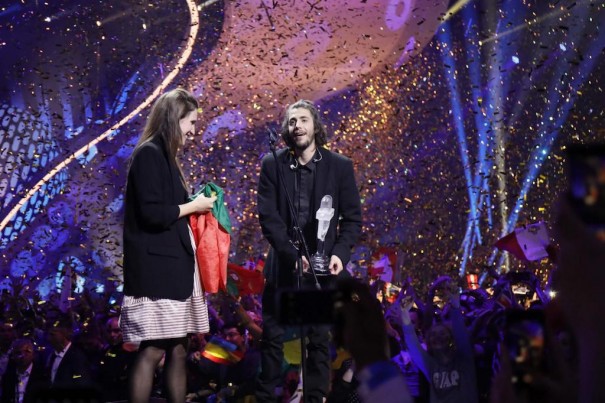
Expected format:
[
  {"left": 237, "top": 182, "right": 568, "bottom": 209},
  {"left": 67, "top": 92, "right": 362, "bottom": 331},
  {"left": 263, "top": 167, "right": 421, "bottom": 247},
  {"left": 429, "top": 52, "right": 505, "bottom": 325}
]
[
  {"left": 1, "top": 338, "right": 46, "bottom": 403},
  {"left": 45, "top": 317, "right": 92, "bottom": 389}
]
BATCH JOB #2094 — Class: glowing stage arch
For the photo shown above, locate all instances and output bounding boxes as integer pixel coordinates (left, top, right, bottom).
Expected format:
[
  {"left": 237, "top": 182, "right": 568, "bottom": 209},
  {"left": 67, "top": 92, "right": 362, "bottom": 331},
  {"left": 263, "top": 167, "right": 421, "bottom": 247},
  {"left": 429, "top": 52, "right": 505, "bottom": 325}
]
[{"left": 0, "top": 0, "right": 201, "bottom": 236}]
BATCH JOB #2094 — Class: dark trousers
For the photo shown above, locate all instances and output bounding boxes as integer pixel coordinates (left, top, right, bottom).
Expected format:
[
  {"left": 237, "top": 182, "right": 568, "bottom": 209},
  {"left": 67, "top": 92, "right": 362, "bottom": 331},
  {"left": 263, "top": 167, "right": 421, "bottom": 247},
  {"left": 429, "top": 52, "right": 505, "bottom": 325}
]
[{"left": 256, "top": 283, "right": 330, "bottom": 403}]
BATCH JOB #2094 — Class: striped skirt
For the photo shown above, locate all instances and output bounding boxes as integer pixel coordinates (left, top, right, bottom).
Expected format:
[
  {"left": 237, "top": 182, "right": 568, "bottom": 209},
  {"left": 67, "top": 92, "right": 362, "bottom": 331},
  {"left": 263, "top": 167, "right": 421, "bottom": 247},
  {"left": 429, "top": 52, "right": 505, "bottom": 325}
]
[{"left": 120, "top": 228, "right": 210, "bottom": 343}]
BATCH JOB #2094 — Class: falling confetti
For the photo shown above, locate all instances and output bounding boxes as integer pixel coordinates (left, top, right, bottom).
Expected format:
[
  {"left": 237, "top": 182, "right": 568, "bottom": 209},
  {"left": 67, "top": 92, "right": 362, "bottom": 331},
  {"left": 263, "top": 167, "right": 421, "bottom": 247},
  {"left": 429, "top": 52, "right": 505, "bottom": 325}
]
[{"left": 0, "top": 0, "right": 604, "bottom": 299}]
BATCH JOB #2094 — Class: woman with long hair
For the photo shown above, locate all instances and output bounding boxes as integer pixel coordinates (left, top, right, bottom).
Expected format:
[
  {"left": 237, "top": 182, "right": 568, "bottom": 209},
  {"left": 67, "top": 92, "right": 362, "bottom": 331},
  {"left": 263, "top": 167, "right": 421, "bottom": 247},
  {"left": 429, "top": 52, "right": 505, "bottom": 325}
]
[{"left": 120, "top": 88, "right": 217, "bottom": 403}]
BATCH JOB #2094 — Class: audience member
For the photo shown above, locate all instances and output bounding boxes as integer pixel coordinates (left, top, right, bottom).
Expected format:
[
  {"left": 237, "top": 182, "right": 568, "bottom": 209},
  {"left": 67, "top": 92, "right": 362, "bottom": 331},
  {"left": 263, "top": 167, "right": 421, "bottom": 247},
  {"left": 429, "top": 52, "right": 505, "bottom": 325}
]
[
  {"left": 189, "top": 322, "right": 260, "bottom": 402},
  {"left": 97, "top": 317, "right": 136, "bottom": 402},
  {"left": 1, "top": 338, "right": 47, "bottom": 403},
  {"left": 0, "top": 321, "right": 17, "bottom": 390},
  {"left": 337, "top": 277, "right": 413, "bottom": 403},
  {"left": 44, "top": 316, "right": 93, "bottom": 389},
  {"left": 401, "top": 279, "right": 478, "bottom": 403}
]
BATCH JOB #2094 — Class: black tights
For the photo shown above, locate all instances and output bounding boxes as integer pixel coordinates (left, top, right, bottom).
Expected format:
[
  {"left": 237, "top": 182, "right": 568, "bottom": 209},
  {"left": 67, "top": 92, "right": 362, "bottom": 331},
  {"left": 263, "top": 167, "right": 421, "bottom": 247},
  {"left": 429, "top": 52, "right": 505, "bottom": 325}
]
[{"left": 129, "top": 337, "right": 188, "bottom": 403}]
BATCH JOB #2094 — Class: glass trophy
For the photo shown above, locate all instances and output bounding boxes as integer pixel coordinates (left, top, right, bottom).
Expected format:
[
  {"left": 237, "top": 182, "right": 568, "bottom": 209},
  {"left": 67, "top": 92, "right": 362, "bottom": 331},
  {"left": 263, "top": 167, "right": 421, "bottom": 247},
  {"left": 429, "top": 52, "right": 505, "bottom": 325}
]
[{"left": 311, "top": 195, "right": 334, "bottom": 276}]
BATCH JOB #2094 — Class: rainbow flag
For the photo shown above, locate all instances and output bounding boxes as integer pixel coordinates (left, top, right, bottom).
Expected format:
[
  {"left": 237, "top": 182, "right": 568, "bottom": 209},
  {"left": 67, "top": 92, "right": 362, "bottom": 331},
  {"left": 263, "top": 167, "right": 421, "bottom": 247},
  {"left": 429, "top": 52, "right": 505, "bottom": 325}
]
[{"left": 201, "top": 336, "right": 244, "bottom": 365}]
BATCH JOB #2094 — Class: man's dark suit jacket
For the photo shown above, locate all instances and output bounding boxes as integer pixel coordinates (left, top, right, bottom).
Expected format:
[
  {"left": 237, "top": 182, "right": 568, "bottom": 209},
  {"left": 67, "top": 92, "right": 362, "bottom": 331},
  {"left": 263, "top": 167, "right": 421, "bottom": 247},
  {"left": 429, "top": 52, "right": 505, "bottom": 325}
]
[
  {"left": 123, "top": 136, "right": 194, "bottom": 300},
  {"left": 49, "top": 344, "right": 92, "bottom": 389},
  {"left": 1, "top": 361, "right": 47, "bottom": 403},
  {"left": 257, "top": 147, "right": 362, "bottom": 287}
]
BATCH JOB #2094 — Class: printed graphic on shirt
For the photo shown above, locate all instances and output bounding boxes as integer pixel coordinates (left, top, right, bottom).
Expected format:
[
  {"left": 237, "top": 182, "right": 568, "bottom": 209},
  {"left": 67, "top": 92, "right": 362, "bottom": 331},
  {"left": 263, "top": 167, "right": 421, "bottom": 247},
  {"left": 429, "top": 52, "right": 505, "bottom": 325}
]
[{"left": 432, "top": 369, "right": 461, "bottom": 396}]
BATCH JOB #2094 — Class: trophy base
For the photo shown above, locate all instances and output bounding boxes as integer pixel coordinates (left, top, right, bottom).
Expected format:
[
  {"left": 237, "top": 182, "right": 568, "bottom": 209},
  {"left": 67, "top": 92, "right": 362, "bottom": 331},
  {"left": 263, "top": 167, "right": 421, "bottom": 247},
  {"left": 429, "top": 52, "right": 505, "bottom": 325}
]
[
  {"left": 303, "top": 269, "right": 333, "bottom": 278},
  {"left": 309, "top": 253, "right": 332, "bottom": 277}
]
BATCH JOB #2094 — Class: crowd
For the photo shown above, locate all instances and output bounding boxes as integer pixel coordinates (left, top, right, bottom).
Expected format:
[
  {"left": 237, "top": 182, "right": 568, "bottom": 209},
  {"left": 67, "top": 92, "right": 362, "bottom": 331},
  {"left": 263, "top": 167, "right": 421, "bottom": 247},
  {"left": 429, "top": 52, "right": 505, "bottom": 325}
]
[{"left": 1, "top": 200, "right": 599, "bottom": 403}]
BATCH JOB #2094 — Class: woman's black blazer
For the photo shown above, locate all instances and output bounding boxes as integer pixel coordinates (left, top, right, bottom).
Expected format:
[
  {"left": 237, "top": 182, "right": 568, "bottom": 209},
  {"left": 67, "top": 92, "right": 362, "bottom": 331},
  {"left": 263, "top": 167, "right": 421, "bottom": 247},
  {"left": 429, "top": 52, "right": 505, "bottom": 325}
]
[{"left": 122, "top": 137, "right": 194, "bottom": 300}]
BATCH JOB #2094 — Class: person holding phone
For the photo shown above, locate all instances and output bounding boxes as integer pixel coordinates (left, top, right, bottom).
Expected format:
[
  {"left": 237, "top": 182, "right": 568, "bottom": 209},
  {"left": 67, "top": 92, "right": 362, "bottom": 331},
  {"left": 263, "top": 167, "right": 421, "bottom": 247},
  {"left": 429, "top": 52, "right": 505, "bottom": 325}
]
[
  {"left": 492, "top": 194, "right": 605, "bottom": 403},
  {"left": 256, "top": 99, "right": 362, "bottom": 403},
  {"left": 490, "top": 146, "right": 605, "bottom": 403},
  {"left": 120, "top": 88, "right": 217, "bottom": 403},
  {"left": 551, "top": 195, "right": 605, "bottom": 403},
  {"left": 337, "top": 277, "right": 414, "bottom": 403}
]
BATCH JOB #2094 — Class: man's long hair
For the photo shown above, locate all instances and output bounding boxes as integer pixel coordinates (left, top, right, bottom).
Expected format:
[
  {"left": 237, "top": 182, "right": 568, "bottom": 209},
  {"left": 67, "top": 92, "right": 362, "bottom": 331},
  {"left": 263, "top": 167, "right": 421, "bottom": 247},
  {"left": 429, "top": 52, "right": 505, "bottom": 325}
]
[
  {"left": 130, "top": 88, "right": 198, "bottom": 189},
  {"left": 280, "top": 99, "right": 328, "bottom": 149}
]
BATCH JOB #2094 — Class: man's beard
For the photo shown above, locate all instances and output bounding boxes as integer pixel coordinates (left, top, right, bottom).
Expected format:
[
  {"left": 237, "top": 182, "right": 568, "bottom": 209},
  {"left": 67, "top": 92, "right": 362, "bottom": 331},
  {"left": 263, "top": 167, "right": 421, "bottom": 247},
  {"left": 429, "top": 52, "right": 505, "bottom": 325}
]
[{"left": 293, "top": 137, "right": 312, "bottom": 151}]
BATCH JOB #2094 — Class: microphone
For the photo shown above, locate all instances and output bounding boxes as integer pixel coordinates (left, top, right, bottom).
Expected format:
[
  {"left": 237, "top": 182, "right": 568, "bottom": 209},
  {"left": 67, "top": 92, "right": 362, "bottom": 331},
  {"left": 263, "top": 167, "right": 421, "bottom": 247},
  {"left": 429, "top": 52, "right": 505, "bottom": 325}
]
[{"left": 268, "top": 128, "right": 278, "bottom": 148}]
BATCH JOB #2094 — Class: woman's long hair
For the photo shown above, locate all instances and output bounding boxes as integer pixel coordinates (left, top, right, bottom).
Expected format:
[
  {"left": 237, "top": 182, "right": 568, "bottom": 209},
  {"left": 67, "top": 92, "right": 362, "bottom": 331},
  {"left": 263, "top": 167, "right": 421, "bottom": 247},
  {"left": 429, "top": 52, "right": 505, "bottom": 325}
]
[{"left": 130, "top": 88, "right": 198, "bottom": 189}]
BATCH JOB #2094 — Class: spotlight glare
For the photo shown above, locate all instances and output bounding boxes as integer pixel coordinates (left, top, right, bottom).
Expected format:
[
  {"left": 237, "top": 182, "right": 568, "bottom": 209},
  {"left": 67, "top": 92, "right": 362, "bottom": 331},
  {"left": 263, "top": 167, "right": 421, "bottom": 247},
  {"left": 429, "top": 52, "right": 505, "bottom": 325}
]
[{"left": 512, "top": 55, "right": 520, "bottom": 64}]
